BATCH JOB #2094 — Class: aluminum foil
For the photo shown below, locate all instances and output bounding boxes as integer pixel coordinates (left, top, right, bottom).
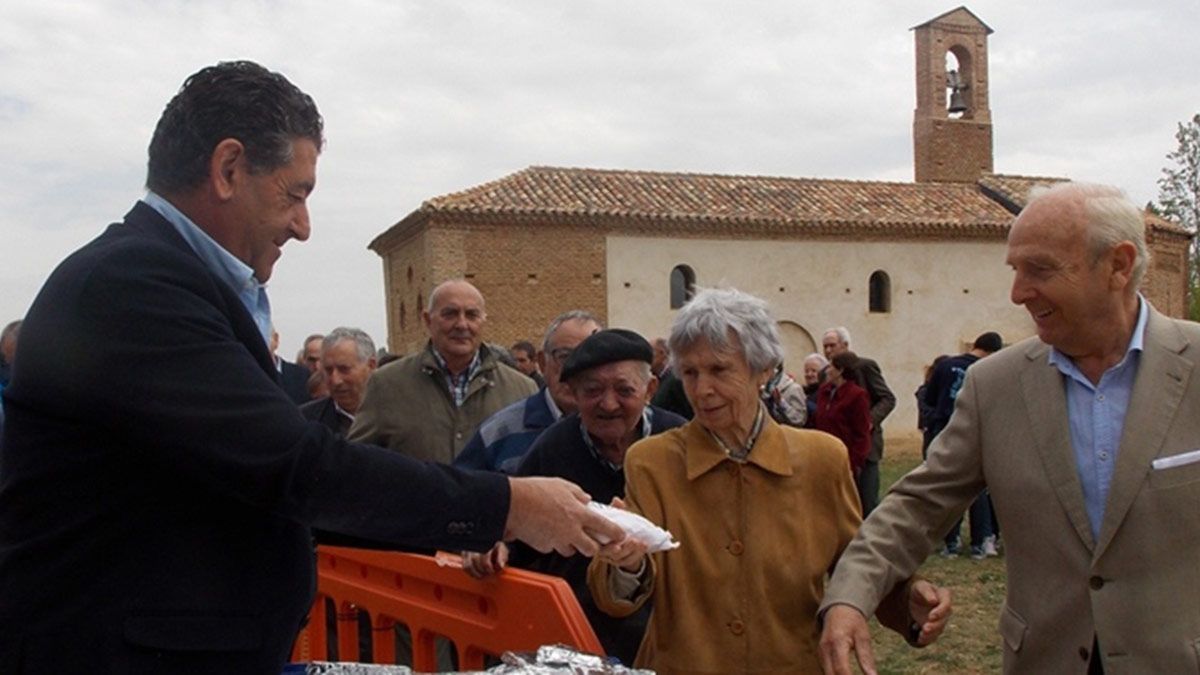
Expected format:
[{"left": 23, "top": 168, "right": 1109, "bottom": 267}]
[
  {"left": 482, "top": 644, "right": 654, "bottom": 674},
  {"left": 287, "top": 663, "right": 413, "bottom": 674},
  {"left": 288, "top": 644, "right": 652, "bottom": 674}
]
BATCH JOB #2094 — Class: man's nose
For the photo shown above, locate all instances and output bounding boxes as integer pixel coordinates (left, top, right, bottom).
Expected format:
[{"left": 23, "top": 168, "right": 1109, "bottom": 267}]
[
  {"left": 598, "top": 389, "right": 620, "bottom": 411},
  {"left": 1010, "top": 273, "right": 1031, "bottom": 306},
  {"left": 291, "top": 204, "right": 311, "bottom": 242}
]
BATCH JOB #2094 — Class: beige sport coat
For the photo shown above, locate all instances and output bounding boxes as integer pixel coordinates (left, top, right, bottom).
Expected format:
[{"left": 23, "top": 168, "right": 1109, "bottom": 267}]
[{"left": 822, "top": 308, "right": 1200, "bottom": 673}]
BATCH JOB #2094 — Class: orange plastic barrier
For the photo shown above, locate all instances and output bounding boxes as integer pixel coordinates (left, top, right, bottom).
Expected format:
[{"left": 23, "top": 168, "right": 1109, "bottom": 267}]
[{"left": 290, "top": 546, "right": 604, "bottom": 671}]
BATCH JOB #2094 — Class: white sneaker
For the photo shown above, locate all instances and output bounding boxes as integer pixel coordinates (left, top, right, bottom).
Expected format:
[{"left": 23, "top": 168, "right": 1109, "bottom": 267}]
[{"left": 981, "top": 535, "right": 999, "bottom": 557}]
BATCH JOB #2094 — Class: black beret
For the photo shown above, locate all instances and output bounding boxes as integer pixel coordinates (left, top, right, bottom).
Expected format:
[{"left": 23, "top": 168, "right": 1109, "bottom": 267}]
[{"left": 560, "top": 329, "right": 654, "bottom": 382}]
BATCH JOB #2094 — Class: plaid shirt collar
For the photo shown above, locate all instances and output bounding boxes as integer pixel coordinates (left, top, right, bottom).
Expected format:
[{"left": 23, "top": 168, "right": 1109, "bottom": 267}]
[
  {"left": 580, "top": 407, "right": 654, "bottom": 473},
  {"left": 431, "top": 347, "right": 482, "bottom": 407}
]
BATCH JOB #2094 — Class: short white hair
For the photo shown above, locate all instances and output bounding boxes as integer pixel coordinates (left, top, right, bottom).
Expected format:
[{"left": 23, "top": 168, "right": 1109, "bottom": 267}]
[
  {"left": 668, "top": 287, "right": 784, "bottom": 373},
  {"left": 1025, "top": 182, "right": 1150, "bottom": 289},
  {"left": 823, "top": 326, "right": 851, "bottom": 347},
  {"left": 322, "top": 327, "right": 376, "bottom": 363},
  {"left": 803, "top": 352, "right": 828, "bottom": 369}
]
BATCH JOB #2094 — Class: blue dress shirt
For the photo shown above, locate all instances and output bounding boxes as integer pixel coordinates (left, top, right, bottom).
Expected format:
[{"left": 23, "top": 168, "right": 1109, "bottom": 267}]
[
  {"left": 1047, "top": 296, "right": 1148, "bottom": 540},
  {"left": 142, "top": 192, "right": 273, "bottom": 347}
]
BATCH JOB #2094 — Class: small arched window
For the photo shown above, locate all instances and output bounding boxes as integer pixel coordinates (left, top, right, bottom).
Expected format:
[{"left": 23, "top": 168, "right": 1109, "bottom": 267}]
[
  {"left": 869, "top": 270, "right": 891, "bottom": 313},
  {"left": 670, "top": 265, "right": 696, "bottom": 309}
]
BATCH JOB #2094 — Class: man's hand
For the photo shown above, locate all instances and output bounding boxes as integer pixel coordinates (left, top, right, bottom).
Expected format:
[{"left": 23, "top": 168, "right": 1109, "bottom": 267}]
[
  {"left": 818, "top": 604, "right": 877, "bottom": 675},
  {"left": 461, "top": 542, "right": 508, "bottom": 579},
  {"left": 908, "top": 579, "right": 952, "bottom": 646},
  {"left": 504, "top": 476, "right": 626, "bottom": 556}
]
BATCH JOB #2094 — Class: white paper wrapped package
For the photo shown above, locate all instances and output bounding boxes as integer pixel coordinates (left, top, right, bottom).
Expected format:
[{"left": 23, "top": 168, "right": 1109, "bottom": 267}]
[{"left": 586, "top": 501, "right": 679, "bottom": 553}]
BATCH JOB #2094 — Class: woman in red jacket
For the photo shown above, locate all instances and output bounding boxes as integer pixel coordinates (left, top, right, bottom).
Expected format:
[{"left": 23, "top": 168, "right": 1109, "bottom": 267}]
[{"left": 814, "top": 351, "right": 872, "bottom": 476}]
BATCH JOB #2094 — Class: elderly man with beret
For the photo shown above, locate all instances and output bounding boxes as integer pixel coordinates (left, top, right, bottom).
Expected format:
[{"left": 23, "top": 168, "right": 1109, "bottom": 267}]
[{"left": 463, "top": 328, "right": 687, "bottom": 664}]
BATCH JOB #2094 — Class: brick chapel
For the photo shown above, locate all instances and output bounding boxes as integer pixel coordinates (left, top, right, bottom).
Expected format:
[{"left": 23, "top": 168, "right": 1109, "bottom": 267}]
[{"left": 368, "top": 7, "right": 1192, "bottom": 438}]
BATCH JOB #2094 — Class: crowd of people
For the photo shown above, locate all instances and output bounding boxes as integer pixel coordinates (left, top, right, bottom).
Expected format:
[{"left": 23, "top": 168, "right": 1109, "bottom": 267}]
[{"left": 0, "top": 59, "right": 1196, "bottom": 675}]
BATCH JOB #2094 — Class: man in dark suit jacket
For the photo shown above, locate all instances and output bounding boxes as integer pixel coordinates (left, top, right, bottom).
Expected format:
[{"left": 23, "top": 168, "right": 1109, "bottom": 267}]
[
  {"left": 300, "top": 327, "right": 378, "bottom": 436},
  {"left": 822, "top": 326, "right": 896, "bottom": 516},
  {"left": 0, "top": 60, "right": 622, "bottom": 675}
]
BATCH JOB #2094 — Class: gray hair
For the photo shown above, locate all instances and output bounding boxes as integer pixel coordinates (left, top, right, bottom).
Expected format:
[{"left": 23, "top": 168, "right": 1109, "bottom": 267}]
[
  {"left": 634, "top": 361, "right": 653, "bottom": 385},
  {"left": 541, "top": 309, "right": 604, "bottom": 352},
  {"left": 322, "top": 327, "right": 376, "bottom": 363},
  {"left": 824, "top": 326, "right": 851, "bottom": 347},
  {"left": 668, "top": 287, "right": 785, "bottom": 373},
  {"left": 803, "top": 352, "right": 828, "bottom": 369},
  {"left": 1026, "top": 182, "right": 1150, "bottom": 289}
]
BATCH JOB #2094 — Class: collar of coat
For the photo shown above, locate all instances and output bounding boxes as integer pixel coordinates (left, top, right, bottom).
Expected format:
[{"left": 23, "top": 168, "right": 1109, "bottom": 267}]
[{"left": 683, "top": 412, "right": 795, "bottom": 481}]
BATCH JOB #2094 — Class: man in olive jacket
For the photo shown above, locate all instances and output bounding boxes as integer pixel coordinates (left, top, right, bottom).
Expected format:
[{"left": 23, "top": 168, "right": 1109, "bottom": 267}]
[{"left": 350, "top": 279, "right": 537, "bottom": 463}]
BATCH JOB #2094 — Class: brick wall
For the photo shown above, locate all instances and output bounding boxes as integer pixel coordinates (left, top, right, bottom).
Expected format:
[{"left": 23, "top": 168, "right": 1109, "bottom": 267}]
[
  {"left": 1143, "top": 231, "right": 1192, "bottom": 318},
  {"left": 381, "top": 219, "right": 608, "bottom": 353},
  {"left": 914, "top": 117, "right": 994, "bottom": 183}
]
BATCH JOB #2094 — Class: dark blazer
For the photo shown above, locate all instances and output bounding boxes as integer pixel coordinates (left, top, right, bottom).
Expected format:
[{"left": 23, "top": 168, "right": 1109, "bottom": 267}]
[
  {"left": 0, "top": 202, "right": 509, "bottom": 674},
  {"left": 280, "top": 359, "right": 312, "bottom": 405},
  {"left": 300, "top": 396, "right": 350, "bottom": 436}
]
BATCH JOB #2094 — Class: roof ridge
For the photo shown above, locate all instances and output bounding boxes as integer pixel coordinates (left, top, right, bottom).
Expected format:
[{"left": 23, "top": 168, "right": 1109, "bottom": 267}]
[{"left": 516, "top": 165, "right": 976, "bottom": 190}]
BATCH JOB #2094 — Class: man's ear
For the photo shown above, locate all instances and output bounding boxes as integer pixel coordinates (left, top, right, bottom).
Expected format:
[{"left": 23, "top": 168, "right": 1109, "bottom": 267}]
[
  {"left": 644, "top": 374, "right": 659, "bottom": 401},
  {"left": 537, "top": 349, "right": 548, "bottom": 373},
  {"left": 1108, "top": 241, "right": 1138, "bottom": 291},
  {"left": 209, "top": 138, "right": 246, "bottom": 201}
]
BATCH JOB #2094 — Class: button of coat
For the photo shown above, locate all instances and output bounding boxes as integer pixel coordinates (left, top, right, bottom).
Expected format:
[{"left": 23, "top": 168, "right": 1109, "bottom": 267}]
[
  {"left": 728, "top": 540, "right": 744, "bottom": 556},
  {"left": 729, "top": 619, "right": 745, "bottom": 636},
  {"left": 1089, "top": 576, "right": 1104, "bottom": 590}
]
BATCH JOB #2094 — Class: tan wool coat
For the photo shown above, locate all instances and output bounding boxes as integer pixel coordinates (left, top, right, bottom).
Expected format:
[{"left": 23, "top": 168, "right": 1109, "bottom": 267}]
[{"left": 589, "top": 417, "right": 911, "bottom": 675}]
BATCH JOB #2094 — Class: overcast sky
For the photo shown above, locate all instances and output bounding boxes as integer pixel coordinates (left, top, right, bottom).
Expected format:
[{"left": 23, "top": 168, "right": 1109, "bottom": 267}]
[{"left": 3, "top": 1, "right": 1197, "bottom": 356}]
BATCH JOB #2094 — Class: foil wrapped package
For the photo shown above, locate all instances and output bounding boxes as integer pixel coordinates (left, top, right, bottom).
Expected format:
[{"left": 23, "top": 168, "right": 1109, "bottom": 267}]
[
  {"left": 285, "top": 663, "right": 413, "bottom": 674},
  {"left": 286, "top": 645, "right": 653, "bottom": 674},
  {"left": 482, "top": 644, "right": 654, "bottom": 674},
  {"left": 586, "top": 502, "right": 678, "bottom": 553}
]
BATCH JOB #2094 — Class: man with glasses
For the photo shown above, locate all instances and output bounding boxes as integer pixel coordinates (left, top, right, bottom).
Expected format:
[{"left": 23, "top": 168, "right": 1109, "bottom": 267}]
[
  {"left": 456, "top": 310, "right": 603, "bottom": 474},
  {"left": 350, "top": 279, "right": 537, "bottom": 464}
]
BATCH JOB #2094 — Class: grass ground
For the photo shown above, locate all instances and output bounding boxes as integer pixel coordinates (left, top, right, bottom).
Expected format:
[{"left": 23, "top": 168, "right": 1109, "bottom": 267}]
[{"left": 864, "top": 436, "right": 1005, "bottom": 674}]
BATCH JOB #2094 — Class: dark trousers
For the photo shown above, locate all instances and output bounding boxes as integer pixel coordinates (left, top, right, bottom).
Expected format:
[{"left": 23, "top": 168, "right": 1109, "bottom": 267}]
[
  {"left": 944, "top": 490, "right": 995, "bottom": 551},
  {"left": 856, "top": 460, "right": 880, "bottom": 517}
]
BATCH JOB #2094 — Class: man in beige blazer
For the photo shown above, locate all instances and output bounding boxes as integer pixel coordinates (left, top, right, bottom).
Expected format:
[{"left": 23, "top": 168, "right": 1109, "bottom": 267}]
[{"left": 819, "top": 182, "right": 1200, "bottom": 674}]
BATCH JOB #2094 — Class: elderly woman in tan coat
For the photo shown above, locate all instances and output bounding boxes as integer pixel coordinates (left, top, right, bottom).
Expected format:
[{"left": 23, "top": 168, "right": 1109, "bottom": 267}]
[{"left": 588, "top": 287, "right": 951, "bottom": 674}]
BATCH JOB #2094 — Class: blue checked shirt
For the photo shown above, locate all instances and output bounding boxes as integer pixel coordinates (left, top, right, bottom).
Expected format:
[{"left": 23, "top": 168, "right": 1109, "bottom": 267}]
[{"left": 431, "top": 348, "right": 482, "bottom": 407}]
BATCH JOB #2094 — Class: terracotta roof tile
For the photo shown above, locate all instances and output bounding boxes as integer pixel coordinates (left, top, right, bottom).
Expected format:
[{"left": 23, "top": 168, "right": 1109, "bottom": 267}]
[
  {"left": 421, "top": 166, "right": 1013, "bottom": 227},
  {"left": 371, "top": 167, "right": 1190, "bottom": 251}
]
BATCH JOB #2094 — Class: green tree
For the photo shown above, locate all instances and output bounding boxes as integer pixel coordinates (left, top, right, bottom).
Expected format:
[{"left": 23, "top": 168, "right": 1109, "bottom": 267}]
[{"left": 1155, "top": 113, "right": 1200, "bottom": 320}]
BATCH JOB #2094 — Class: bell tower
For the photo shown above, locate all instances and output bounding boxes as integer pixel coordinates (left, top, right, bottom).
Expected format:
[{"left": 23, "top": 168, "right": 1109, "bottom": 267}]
[{"left": 912, "top": 7, "right": 994, "bottom": 183}]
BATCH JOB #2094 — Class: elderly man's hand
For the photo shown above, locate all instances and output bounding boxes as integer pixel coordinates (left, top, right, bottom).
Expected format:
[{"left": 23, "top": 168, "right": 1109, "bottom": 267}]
[
  {"left": 908, "top": 579, "right": 952, "bottom": 646},
  {"left": 461, "top": 542, "right": 508, "bottom": 579},
  {"left": 818, "top": 604, "right": 877, "bottom": 675},
  {"left": 504, "top": 476, "right": 626, "bottom": 556}
]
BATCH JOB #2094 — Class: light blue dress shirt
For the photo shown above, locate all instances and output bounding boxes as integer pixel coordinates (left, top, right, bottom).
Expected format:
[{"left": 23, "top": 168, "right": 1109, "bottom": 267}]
[
  {"left": 1047, "top": 296, "right": 1148, "bottom": 541},
  {"left": 142, "top": 192, "right": 273, "bottom": 348}
]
